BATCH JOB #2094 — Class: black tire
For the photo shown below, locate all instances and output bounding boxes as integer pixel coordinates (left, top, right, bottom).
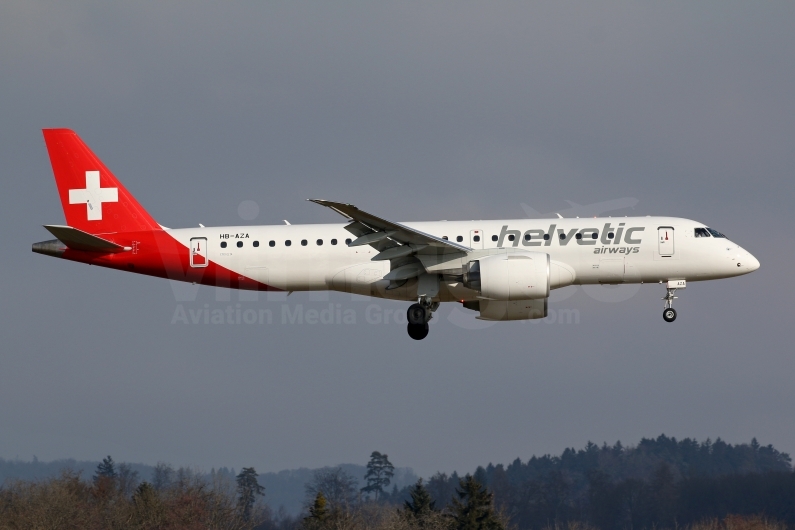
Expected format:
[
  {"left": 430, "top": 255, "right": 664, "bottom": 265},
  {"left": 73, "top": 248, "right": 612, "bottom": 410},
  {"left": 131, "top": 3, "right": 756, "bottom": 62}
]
[
  {"left": 407, "top": 323, "right": 429, "bottom": 340},
  {"left": 663, "top": 308, "right": 677, "bottom": 322},
  {"left": 406, "top": 303, "right": 427, "bottom": 325}
]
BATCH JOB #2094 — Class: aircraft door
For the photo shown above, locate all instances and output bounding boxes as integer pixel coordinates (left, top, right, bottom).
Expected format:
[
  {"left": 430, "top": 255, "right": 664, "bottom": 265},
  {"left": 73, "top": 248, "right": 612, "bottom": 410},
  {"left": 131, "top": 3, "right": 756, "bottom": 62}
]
[
  {"left": 470, "top": 229, "right": 484, "bottom": 249},
  {"left": 190, "top": 237, "right": 208, "bottom": 268},
  {"left": 658, "top": 227, "right": 674, "bottom": 256}
]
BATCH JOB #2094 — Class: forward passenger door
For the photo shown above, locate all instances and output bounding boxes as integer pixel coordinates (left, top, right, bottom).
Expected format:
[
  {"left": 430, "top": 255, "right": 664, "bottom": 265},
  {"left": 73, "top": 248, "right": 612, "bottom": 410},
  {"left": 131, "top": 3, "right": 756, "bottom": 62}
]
[{"left": 658, "top": 226, "right": 674, "bottom": 257}]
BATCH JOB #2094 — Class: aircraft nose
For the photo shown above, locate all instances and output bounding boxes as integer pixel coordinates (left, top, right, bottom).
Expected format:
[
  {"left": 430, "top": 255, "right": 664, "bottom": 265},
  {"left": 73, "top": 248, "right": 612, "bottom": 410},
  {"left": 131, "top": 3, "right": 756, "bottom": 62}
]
[{"left": 746, "top": 252, "right": 760, "bottom": 272}]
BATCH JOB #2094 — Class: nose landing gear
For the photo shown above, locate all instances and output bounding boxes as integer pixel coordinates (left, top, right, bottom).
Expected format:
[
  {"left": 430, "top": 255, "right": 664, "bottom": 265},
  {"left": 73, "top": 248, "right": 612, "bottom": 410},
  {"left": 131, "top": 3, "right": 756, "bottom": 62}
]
[
  {"left": 407, "top": 296, "right": 438, "bottom": 340},
  {"left": 662, "top": 285, "right": 679, "bottom": 322}
]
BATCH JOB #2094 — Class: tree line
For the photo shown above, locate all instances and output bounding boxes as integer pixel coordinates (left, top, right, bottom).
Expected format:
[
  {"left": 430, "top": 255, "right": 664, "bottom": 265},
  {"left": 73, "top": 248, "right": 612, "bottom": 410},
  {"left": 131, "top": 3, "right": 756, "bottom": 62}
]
[{"left": 1, "top": 436, "right": 793, "bottom": 529}]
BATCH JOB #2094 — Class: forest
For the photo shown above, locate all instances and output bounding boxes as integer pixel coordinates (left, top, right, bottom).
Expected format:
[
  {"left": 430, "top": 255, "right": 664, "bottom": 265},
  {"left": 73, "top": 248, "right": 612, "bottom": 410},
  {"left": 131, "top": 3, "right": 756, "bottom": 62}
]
[{"left": 1, "top": 435, "right": 792, "bottom": 530}]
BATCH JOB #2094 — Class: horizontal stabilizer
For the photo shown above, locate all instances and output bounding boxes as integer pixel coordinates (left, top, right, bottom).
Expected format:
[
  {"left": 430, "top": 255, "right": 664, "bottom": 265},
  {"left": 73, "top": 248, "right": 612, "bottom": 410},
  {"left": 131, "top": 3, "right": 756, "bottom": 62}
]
[{"left": 43, "top": 225, "right": 129, "bottom": 253}]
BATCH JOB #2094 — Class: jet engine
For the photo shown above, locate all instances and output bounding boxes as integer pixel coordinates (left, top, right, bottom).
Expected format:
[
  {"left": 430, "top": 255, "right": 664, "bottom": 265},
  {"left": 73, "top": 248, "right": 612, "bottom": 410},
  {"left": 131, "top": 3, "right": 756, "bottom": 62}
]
[{"left": 463, "top": 252, "right": 550, "bottom": 301}]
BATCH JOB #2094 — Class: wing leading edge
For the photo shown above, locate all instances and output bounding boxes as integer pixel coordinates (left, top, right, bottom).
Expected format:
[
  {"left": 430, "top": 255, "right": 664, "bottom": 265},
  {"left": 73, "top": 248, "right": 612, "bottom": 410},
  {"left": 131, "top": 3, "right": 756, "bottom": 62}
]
[{"left": 308, "top": 199, "right": 471, "bottom": 260}]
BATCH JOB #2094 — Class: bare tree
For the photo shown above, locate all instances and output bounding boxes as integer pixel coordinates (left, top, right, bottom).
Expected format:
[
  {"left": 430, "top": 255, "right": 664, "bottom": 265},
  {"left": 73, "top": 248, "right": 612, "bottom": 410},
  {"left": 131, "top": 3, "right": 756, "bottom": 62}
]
[
  {"left": 305, "top": 467, "right": 359, "bottom": 512},
  {"left": 152, "top": 462, "right": 174, "bottom": 491},
  {"left": 117, "top": 463, "right": 140, "bottom": 497}
]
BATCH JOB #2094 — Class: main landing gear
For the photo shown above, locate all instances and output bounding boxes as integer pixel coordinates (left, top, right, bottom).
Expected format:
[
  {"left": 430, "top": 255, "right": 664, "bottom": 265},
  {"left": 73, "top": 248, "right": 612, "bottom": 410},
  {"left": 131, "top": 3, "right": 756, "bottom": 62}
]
[
  {"left": 662, "top": 287, "right": 678, "bottom": 323},
  {"left": 406, "top": 296, "right": 438, "bottom": 340}
]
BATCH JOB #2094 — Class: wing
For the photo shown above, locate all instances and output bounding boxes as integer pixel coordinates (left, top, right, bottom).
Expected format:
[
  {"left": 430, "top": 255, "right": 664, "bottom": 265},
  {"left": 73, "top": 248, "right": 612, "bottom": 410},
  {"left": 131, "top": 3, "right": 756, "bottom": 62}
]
[{"left": 308, "top": 199, "right": 470, "bottom": 260}]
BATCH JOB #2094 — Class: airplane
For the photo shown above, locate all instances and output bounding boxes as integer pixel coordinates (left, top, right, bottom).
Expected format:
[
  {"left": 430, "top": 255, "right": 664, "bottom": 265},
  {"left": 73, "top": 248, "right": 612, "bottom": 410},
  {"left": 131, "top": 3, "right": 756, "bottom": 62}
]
[{"left": 32, "top": 129, "right": 760, "bottom": 340}]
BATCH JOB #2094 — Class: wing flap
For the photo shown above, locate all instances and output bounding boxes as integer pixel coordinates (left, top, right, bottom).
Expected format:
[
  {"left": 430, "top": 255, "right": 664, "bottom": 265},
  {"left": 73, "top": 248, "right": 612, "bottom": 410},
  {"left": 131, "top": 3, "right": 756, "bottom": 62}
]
[{"left": 372, "top": 244, "right": 428, "bottom": 261}]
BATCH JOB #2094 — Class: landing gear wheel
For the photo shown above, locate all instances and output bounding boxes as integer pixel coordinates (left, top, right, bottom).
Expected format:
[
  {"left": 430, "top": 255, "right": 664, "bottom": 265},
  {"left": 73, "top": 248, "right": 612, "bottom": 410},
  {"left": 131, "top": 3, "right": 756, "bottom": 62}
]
[
  {"left": 407, "top": 303, "right": 427, "bottom": 326},
  {"left": 661, "top": 286, "right": 679, "bottom": 323},
  {"left": 407, "top": 323, "right": 429, "bottom": 340}
]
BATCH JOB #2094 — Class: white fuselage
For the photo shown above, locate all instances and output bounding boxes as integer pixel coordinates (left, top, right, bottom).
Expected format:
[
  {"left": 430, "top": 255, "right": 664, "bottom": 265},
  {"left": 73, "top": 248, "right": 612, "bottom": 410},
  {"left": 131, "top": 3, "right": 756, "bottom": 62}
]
[{"left": 168, "top": 216, "right": 759, "bottom": 302}]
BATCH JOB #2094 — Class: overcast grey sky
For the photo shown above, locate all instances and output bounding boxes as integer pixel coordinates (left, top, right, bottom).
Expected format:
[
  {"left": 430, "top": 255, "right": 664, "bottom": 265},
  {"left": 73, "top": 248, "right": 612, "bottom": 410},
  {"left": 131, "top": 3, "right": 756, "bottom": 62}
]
[{"left": 1, "top": 2, "right": 794, "bottom": 478}]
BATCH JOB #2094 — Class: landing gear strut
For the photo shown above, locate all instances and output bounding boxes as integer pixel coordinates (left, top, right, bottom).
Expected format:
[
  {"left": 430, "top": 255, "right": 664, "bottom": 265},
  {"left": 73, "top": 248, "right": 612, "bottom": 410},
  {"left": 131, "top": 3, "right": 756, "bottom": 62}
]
[
  {"left": 662, "top": 287, "right": 678, "bottom": 323},
  {"left": 406, "top": 296, "right": 438, "bottom": 340}
]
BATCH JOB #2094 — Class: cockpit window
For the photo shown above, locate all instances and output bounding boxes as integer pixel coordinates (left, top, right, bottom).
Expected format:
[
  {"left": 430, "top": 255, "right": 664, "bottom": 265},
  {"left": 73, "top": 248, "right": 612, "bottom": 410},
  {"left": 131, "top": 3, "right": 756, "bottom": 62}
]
[
  {"left": 694, "top": 228, "right": 710, "bottom": 238},
  {"left": 706, "top": 228, "right": 726, "bottom": 238}
]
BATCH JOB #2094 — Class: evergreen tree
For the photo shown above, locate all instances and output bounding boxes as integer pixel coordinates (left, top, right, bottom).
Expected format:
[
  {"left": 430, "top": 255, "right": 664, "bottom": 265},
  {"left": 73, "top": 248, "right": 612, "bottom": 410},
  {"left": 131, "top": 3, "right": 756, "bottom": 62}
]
[
  {"left": 427, "top": 472, "right": 456, "bottom": 510},
  {"left": 449, "top": 475, "right": 505, "bottom": 530},
  {"left": 309, "top": 491, "right": 328, "bottom": 520},
  {"left": 132, "top": 481, "right": 163, "bottom": 522},
  {"left": 93, "top": 455, "right": 117, "bottom": 485},
  {"left": 404, "top": 478, "right": 436, "bottom": 524},
  {"left": 236, "top": 467, "right": 265, "bottom": 520},
  {"left": 649, "top": 463, "right": 677, "bottom": 527},
  {"left": 304, "top": 491, "right": 329, "bottom": 529},
  {"left": 361, "top": 451, "right": 395, "bottom": 501}
]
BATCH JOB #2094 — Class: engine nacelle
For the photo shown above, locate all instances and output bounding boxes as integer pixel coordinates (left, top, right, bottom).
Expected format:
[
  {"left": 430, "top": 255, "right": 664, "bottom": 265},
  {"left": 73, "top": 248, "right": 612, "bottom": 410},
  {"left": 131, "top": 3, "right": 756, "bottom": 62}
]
[{"left": 463, "top": 252, "right": 550, "bottom": 301}]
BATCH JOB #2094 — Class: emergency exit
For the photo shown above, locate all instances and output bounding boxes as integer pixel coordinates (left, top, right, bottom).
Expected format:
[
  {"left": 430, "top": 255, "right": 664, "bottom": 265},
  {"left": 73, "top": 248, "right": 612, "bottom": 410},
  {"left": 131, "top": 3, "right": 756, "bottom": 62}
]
[{"left": 190, "top": 237, "right": 208, "bottom": 267}]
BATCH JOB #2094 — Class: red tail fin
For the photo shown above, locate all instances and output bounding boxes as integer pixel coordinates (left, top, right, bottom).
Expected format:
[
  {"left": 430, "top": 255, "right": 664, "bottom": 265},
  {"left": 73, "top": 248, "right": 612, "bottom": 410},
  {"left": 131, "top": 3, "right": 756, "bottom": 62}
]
[{"left": 42, "top": 129, "right": 160, "bottom": 234}]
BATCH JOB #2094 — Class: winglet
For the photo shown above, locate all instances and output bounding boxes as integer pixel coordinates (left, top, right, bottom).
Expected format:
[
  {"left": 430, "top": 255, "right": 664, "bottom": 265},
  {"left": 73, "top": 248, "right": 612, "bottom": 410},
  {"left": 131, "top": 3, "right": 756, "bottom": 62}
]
[{"left": 307, "top": 199, "right": 354, "bottom": 220}]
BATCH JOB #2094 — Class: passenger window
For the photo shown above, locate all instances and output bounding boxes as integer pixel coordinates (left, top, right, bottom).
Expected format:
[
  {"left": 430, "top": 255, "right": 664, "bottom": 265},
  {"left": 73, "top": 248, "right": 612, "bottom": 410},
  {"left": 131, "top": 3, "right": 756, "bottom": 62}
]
[
  {"left": 706, "top": 228, "right": 726, "bottom": 238},
  {"left": 559, "top": 233, "right": 566, "bottom": 240},
  {"left": 524, "top": 233, "right": 531, "bottom": 241},
  {"left": 331, "top": 239, "right": 337, "bottom": 245},
  {"left": 575, "top": 233, "right": 582, "bottom": 240},
  {"left": 285, "top": 240, "right": 291, "bottom": 246},
  {"left": 301, "top": 239, "right": 308, "bottom": 246},
  {"left": 253, "top": 241, "right": 259, "bottom": 247},
  {"left": 345, "top": 238, "right": 352, "bottom": 245},
  {"left": 694, "top": 228, "right": 710, "bottom": 238},
  {"left": 592, "top": 232, "right": 598, "bottom": 239},
  {"left": 317, "top": 239, "right": 323, "bottom": 246},
  {"left": 220, "top": 241, "right": 227, "bottom": 248},
  {"left": 237, "top": 241, "right": 243, "bottom": 248},
  {"left": 508, "top": 234, "right": 515, "bottom": 241},
  {"left": 269, "top": 240, "right": 275, "bottom": 247},
  {"left": 473, "top": 235, "right": 480, "bottom": 242},
  {"left": 492, "top": 235, "right": 498, "bottom": 242},
  {"left": 543, "top": 234, "right": 549, "bottom": 241},
  {"left": 456, "top": 236, "right": 463, "bottom": 242},
  {"left": 608, "top": 232, "right": 614, "bottom": 239}
]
